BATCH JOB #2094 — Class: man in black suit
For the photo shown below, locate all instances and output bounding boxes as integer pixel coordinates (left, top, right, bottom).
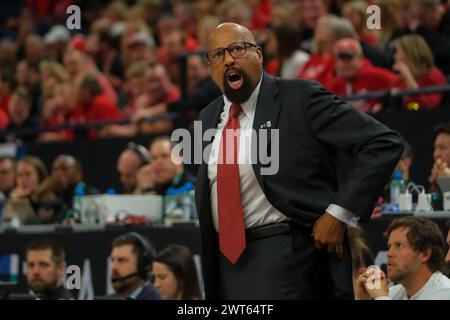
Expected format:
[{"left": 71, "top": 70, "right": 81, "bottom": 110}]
[{"left": 194, "top": 22, "right": 404, "bottom": 300}]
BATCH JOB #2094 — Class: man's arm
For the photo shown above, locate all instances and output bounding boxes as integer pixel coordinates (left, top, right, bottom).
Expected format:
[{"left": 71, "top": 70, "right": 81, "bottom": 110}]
[{"left": 305, "top": 82, "right": 404, "bottom": 221}]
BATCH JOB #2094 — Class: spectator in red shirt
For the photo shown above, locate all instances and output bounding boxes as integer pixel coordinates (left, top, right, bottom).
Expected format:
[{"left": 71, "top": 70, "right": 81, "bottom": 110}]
[
  {"left": 103, "top": 61, "right": 149, "bottom": 138},
  {"left": 156, "top": 27, "right": 191, "bottom": 84},
  {"left": 70, "top": 74, "right": 123, "bottom": 139},
  {"left": 393, "top": 34, "right": 447, "bottom": 109},
  {"left": 297, "top": 14, "right": 356, "bottom": 90},
  {"left": 63, "top": 49, "right": 118, "bottom": 106},
  {"left": 246, "top": 0, "right": 272, "bottom": 30},
  {"left": 330, "top": 38, "right": 399, "bottom": 113},
  {"left": 131, "top": 63, "right": 180, "bottom": 135}
]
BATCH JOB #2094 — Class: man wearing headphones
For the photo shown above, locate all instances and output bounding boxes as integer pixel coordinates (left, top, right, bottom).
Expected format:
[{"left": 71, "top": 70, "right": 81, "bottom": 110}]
[
  {"left": 116, "top": 143, "right": 151, "bottom": 194},
  {"left": 110, "top": 232, "right": 161, "bottom": 300}
]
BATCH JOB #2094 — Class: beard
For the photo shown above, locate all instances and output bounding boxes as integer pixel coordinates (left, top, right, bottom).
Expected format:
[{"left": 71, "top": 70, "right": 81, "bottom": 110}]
[
  {"left": 387, "top": 264, "right": 411, "bottom": 283},
  {"left": 29, "top": 277, "right": 59, "bottom": 295},
  {"left": 223, "top": 68, "right": 254, "bottom": 104},
  {"left": 111, "top": 272, "right": 141, "bottom": 295}
]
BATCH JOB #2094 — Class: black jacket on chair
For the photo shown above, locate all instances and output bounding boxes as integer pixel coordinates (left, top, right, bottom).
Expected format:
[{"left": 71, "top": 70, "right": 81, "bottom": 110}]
[{"left": 195, "top": 73, "right": 404, "bottom": 299}]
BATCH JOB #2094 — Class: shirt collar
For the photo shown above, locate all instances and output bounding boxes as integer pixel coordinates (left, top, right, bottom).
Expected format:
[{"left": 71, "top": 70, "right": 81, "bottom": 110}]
[{"left": 222, "top": 75, "right": 263, "bottom": 120}]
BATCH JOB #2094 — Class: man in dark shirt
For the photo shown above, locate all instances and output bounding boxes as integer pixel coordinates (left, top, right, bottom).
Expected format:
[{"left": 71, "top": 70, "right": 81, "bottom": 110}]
[
  {"left": 149, "top": 136, "right": 195, "bottom": 196},
  {"left": 0, "top": 156, "right": 15, "bottom": 198},
  {"left": 26, "top": 238, "right": 73, "bottom": 300},
  {"left": 32, "top": 155, "right": 99, "bottom": 223}
]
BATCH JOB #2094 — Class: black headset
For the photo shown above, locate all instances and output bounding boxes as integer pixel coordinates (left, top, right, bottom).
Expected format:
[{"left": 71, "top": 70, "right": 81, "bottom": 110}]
[
  {"left": 127, "top": 232, "right": 154, "bottom": 279},
  {"left": 127, "top": 142, "right": 150, "bottom": 167}
]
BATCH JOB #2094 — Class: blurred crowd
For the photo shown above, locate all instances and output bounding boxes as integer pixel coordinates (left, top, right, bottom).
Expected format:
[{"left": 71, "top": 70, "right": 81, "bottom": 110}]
[
  {"left": 0, "top": 135, "right": 195, "bottom": 225},
  {"left": 0, "top": 0, "right": 448, "bottom": 144}
]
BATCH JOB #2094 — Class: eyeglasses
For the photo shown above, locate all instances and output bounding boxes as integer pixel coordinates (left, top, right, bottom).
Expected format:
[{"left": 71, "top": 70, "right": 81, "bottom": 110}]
[
  {"left": 336, "top": 51, "right": 356, "bottom": 62},
  {"left": 206, "top": 42, "right": 258, "bottom": 64},
  {"left": 0, "top": 169, "right": 13, "bottom": 175}
]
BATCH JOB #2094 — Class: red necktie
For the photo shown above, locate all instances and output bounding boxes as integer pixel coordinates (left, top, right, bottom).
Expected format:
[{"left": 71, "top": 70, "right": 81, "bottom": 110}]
[{"left": 217, "top": 103, "right": 246, "bottom": 264}]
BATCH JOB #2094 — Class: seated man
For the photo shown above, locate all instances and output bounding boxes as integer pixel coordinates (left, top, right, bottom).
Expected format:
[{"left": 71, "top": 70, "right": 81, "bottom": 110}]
[
  {"left": 116, "top": 143, "right": 150, "bottom": 194},
  {"left": 69, "top": 74, "right": 123, "bottom": 140},
  {"left": 330, "top": 38, "right": 398, "bottom": 114},
  {"left": 110, "top": 232, "right": 160, "bottom": 300},
  {"left": 26, "top": 238, "right": 73, "bottom": 300},
  {"left": 0, "top": 156, "right": 15, "bottom": 199},
  {"left": 430, "top": 122, "right": 450, "bottom": 186},
  {"left": 355, "top": 217, "right": 450, "bottom": 300},
  {"left": 429, "top": 122, "right": 450, "bottom": 209},
  {"left": 32, "top": 154, "right": 99, "bottom": 223},
  {"left": 149, "top": 136, "right": 195, "bottom": 196}
]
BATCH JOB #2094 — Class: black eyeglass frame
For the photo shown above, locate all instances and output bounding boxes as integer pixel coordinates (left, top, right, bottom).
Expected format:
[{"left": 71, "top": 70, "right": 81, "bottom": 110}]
[
  {"left": 335, "top": 51, "right": 357, "bottom": 61},
  {"left": 206, "top": 41, "right": 258, "bottom": 64}
]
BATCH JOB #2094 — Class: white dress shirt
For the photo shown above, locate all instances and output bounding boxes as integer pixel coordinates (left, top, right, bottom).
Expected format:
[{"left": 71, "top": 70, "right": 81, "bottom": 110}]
[
  {"left": 376, "top": 271, "right": 450, "bottom": 300},
  {"left": 207, "top": 78, "right": 359, "bottom": 231}
]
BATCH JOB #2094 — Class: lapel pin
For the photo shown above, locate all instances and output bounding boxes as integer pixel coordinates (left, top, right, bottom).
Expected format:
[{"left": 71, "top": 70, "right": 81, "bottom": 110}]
[{"left": 260, "top": 121, "right": 272, "bottom": 129}]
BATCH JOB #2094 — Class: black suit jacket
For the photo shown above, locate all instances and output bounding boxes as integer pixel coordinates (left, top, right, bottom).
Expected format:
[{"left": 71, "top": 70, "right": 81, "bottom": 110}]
[
  {"left": 135, "top": 282, "right": 161, "bottom": 300},
  {"left": 195, "top": 73, "right": 404, "bottom": 299}
]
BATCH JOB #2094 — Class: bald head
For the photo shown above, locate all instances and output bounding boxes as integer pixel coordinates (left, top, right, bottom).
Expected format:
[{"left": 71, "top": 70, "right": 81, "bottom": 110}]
[
  {"left": 54, "top": 155, "right": 78, "bottom": 168},
  {"left": 207, "top": 23, "right": 256, "bottom": 49},
  {"left": 117, "top": 149, "right": 142, "bottom": 193},
  {"left": 207, "top": 22, "right": 263, "bottom": 104},
  {"left": 52, "top": 155, "right": 83, "bottom": 188}
]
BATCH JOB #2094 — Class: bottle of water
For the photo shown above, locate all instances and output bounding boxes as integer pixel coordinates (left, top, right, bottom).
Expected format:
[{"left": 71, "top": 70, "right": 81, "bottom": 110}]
[
  {"left": 390, "top": 171, "right": 403, "bottom": 211},
  {"left": 72, "top": 182, "right": 86, "bottom": 223}
]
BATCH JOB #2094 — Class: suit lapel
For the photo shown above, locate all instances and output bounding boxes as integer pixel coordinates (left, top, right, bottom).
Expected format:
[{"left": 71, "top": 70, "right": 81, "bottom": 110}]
[
  {"left": 252, "top": 73, "right": 282, "bottom": 190},
  {"left": 196, "top": 98, "right": 224, "bottom": 215},
  {"left": 252, "top": 73, "right": 282, "bottom": 134}
]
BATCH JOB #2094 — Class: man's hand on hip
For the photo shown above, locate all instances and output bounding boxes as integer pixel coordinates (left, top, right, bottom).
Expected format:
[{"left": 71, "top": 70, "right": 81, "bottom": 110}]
[{"left": 312, "top": 212, "right": 345, "bottom": 258}]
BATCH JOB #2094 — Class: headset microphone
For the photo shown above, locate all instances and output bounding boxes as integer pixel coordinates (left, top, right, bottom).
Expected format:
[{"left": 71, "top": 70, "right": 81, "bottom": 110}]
[
  {"left": 110, "top": 232, "right": 154, "bottom": 283},
  {"left": 111, "top": 272, "right": 141, "bottom": 283}
]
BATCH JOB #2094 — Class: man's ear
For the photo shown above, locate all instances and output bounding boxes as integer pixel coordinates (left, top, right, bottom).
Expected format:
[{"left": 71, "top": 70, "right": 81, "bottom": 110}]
[
  {"left": 257, "top": 47, "right": 263, "bottom": 63},
  {"left": 420, "top": 247, "right": 432, "bottom": 264},
  {"left": 57, "top": 262, "right": 66, "bottom": 279}
]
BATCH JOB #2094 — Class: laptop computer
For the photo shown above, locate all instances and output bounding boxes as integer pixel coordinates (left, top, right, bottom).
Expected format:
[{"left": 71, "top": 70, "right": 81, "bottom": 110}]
[
  {"left": 7, "top": 199, "right": 40, "bottom": 225},
  {"left": 78, "top": 194, "right": 163, "bottom": 225},
  {"left": 437, "top": 176, "right": 450, "bottom": 194}
]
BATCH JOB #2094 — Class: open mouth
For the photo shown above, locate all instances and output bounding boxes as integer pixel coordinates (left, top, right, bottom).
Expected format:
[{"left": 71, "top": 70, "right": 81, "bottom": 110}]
[{"left": 226, "top": 70, "right": 243, "bottom": 90}]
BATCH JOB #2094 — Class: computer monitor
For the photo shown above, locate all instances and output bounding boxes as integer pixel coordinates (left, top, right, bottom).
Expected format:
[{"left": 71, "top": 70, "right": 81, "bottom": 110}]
[{"left": 437, "top": 176, "right": 450, "bottom": 194}]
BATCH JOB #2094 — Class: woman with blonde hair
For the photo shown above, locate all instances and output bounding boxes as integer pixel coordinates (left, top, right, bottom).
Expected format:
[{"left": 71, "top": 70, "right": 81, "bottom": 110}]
[
  {"left": 393, "top": 34, "right": 447, "bottom": 109},
  {"left": 2, "top": 156, "right": 48, "bottom": 224},
  {"left": 38, "top": 60, "right": 75, "bottom": 142}
]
